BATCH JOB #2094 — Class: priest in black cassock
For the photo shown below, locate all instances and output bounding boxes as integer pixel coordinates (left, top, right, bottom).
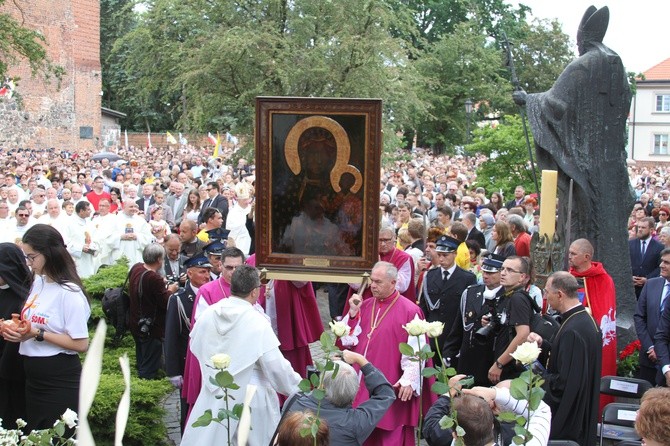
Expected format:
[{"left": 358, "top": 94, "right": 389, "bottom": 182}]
[{"left": 528, "top": 271, "right": 601, "bottom": 445}]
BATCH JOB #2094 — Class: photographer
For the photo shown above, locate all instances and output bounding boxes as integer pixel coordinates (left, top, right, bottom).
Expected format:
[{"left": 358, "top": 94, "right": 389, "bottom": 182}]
[
  {"left": 283, "top": 350, "right": 395, "bottom": 446},
  {"left": 129, "top": 243, "right": 180, "bottom": 379},
  {"left": 442, "top": 254, "right": 505, "bottom": 386},
  {"left": 486, "top": 256, "right": 534, "bottom": 384}
]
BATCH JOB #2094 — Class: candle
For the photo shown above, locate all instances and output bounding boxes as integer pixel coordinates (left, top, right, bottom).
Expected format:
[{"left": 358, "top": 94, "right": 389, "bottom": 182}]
[{"left": 539, "top": 170, "right": 557, "bottom": 240}]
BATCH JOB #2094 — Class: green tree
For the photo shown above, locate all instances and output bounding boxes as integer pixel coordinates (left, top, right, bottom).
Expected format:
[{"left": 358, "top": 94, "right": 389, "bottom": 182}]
[
  {"left": 470, "top": 115, "right": 538, "bottom": 198},
  {"left": 413, "top": 22, "right": 506, "bottom": 154},
  {"left": 100, "top": 0, "right": 139, "bottom": 123},
  {"left": 111, "top": 0, "right": 428, "bottom": 151},
  {"left": 0, "top": 0, "right": 62, "bottom": 86}
]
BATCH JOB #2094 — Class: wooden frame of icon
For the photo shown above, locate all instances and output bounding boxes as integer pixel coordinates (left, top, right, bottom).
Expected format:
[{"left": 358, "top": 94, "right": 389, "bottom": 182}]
[{"left": 254, "top": 96, "right": 382, "bottom": 282}]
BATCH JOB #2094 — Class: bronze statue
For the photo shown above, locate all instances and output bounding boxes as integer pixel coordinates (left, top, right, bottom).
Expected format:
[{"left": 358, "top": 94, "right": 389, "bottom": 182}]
[{"left": 513, "top": 6, "right": 636, "bottom": 333}]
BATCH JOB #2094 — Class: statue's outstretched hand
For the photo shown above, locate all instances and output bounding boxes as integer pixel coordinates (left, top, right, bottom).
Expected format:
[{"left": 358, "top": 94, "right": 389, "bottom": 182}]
[{"left": 512, "top": 89, "right": 527, "bottom": 106}]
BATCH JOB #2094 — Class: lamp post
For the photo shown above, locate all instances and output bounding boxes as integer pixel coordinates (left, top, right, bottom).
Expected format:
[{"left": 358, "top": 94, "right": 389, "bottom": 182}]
[{"left": 464, "top": 99, "right": 473, "bottom": 144}]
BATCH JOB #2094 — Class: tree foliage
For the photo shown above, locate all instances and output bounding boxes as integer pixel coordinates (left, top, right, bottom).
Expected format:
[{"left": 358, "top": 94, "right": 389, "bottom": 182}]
[
  {"left": 0, "top": 0, "right": 63, "bottom": 85},
  {"left": 470, "top": 115, "right": 539, "bottom": 198},
  {"left": 101, "top": 0, "right": 573, "bottom": 154}
]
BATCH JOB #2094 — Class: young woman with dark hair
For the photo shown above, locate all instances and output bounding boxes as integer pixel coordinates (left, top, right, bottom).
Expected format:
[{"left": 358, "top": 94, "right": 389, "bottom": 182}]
[{"left": 1, "top": 224, "right": 90, "bottom": 432}]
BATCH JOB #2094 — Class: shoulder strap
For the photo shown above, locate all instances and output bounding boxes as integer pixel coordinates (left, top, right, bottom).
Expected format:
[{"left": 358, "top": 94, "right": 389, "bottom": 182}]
[
  {"left": 519, "top": 289, "right": 541, "bottom": 313},
  {"left": 137, "top": 269, "right": 151, "bottom": 315},
  {"left": 121, "top": 271, "right": 131, "bottom": 292}
]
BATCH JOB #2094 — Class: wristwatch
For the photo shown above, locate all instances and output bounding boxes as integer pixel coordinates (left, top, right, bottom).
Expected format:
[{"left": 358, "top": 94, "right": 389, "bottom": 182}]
[
  {"left": 495, "top": 360, "right": 504, "bottom": 369},
  {"left": 35, "top": 328, "right": 45, "bottom": 342}
]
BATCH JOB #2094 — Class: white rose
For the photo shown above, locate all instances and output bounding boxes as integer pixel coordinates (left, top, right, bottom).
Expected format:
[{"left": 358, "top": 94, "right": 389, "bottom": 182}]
[
  {"left": 211, "top": 353, "right": 232, "bottom": 370},
  {"left": 329, "top": 320, "right": 351, "bottom": 338},
  {"left": 426, "top": 321, "right": 444, "bottom": 338},
  {"left": 510, "top": 341, "right": 542, "bottom": 365},
  {"left": 403, "top": 315, "right": 428, "bottom": 336},
  {"left": 61, "top": 408, "right": 78, "bottom": 429},
  {"left": 16, "top": 418, "right": 27, "bottom": 429}
]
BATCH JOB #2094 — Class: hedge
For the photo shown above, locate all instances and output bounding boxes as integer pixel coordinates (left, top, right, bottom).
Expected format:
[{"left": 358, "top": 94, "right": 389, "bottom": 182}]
[{"left": 83, "top": 259, "right": 172, "bottom": 445}]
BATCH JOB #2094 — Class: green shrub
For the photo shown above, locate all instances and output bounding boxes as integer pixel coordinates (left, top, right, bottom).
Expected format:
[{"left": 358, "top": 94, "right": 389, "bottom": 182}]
[
  {"left": 82, "top": 257, "right": 130, "bottom": 299},
  {"left": 84, "top": 323, "right": 171, "bottom": 445},
  {"left": 88, "top": 373, "right": 171, "bottom": 445},
  {"left": 89, "top": 299, "right": 105, "bottom": 325}
]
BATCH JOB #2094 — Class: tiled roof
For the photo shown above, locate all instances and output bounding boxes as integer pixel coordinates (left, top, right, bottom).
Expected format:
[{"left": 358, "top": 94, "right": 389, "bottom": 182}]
[{"left": 642, "top": 57, "right": 670, "bottom": 81}]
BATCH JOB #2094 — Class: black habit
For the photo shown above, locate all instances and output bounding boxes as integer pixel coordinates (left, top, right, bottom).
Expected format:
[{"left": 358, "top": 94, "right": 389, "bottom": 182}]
[
  {"left": 541, "top": 305, "right": 601, "bottom": 445},
  {"left": 0, "top": 243, "right": 33, "bottom": 428}
]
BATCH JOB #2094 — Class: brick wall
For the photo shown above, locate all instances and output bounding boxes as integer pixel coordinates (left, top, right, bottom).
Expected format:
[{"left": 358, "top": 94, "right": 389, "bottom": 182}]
[{"left": 0, "top": 0, "right": 101, "bottom": 151}]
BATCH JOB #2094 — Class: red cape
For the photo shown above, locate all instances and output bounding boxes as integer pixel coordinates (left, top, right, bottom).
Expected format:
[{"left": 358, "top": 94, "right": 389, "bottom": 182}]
[{"left": 570, "top": 262, "right": 617, "bottom": 412}]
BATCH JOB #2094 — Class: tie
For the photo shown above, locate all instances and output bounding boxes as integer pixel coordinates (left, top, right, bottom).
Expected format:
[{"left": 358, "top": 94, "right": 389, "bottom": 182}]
[
  {"left": 641, "top": 240, "right": 647, "bottom": 257},
  {"left": 443, "top": 270, "right": 449, "bottom": 282},
  {"left": 661, "top": 283, "right": 670, "bottom": 312}
]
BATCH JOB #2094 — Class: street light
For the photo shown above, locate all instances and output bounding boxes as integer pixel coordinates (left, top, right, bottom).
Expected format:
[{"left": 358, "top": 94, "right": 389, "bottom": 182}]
[{"left": 464, "top": 99, "right": 473, "bottom": 144}]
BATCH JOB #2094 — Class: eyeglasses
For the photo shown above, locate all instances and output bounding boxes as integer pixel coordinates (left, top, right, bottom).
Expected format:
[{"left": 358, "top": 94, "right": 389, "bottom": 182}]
[
  {"left": 379, "top": 238, "right": 394, "bottom": 243},
  {"left": 17, "top": 213, "right": 29, "bottom": 217},
  {"left": 661, "top": 213, "right": 668, "bottom": 216},
  {"left": 500, "top": 266, "right": 523, "bottom": 274},
  {"left": 24, "top": 253, "right": 41, "bottom": 263}
]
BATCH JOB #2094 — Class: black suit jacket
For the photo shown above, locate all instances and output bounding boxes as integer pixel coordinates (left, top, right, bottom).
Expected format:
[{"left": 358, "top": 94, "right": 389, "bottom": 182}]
[
  {"left": 635, "top": 277, "right": 667, "bottom": 370},
  {"left": 198, "top": 194, "right": 229, "bottom": 225},
  {"left": 136, "top": 196, "right": 156, "bottom": 222},
  {"left": 164, "top": 283, "right": 196, "bottom": 377},
  {"left": 136, "top": 196, "right": 155, "bottom": 211},
  {"left": 162, "top": 254, "right": 186, "bottom": 279},
  {"left": 419, "top": 266, "right": 477, "bottom": 348},
  {"left": 505, "top": 199, "right": 523, "bottom": 210},
  {"left": 630, "top": 237, "right": 663, "bottom": 296},
  {"left": 655, "top": 298, "right": 670, "bottom": 376},
  {"left": 466, "top": 227, "right": 486, "bottom": 250}
]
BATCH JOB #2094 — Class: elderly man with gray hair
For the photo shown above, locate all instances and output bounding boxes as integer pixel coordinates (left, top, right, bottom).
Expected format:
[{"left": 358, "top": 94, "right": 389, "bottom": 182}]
[
  {"left": 283, "top": 350, "right": 395, "bottom": 445},
  {"left": 128, "top": 243, "right": 180, "bottom": 379}
]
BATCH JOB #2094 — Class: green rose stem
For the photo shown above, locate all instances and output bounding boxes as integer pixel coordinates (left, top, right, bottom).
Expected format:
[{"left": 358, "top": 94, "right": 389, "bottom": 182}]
[{"left": 224, "top": 385, "right": 231, "bottom": 446}]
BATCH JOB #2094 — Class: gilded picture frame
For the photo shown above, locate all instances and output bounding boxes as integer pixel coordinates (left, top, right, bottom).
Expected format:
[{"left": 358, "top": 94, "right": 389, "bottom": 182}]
[{"left": 255, "top": 97, "right": 382, "bottom": 278}]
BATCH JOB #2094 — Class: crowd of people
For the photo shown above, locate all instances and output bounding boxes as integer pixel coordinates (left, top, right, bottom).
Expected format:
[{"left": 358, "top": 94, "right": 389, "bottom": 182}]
[{"left": 1, "top": 143, "right": 670, "bottom": 444}]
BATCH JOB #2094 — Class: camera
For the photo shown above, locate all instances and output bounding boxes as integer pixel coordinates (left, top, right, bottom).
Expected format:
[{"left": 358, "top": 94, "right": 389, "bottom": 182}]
[
  {"left": 306, "top": 365, "right": 320, "bottom": 384},
  {"left": 138, "top": 317, "right": 153, "bottom": 337},
  {"left": 474, "top": 312, "right": 500, "bottom": 344},
  {"left": 166, "top": 275, "right": 179, "bottom": 287}
]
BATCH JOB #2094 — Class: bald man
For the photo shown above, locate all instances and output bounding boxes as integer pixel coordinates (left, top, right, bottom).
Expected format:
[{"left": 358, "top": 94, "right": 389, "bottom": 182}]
[{"left": 568, "top": 238, "right": 616, "bottom": 411}]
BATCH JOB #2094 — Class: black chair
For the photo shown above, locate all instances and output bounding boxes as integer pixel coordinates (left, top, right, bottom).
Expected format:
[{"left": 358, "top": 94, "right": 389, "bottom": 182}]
[
  {"left": 599, "top": 375, "right": 652, "bottom": 401},
  {"left": 599, "top": 403, "right": 641, "bottom": 446},
  {"left": 547, "top": 441, "right": 579, "bottom": 446}
]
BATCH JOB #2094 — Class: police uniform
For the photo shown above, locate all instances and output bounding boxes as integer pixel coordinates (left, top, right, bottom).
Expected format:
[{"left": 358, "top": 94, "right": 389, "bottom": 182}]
[
  {"left": 164, "top": 255, "right": 211, "bottom": 432},
  {"left": 442, "top": 254, "right": 505, "bottom": 386},
  {"left": 203, "top": 240, "right": 226, "bottom": 280},
  {"left": 420, "top": 235, "right": 477, "bottom": 367}
]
